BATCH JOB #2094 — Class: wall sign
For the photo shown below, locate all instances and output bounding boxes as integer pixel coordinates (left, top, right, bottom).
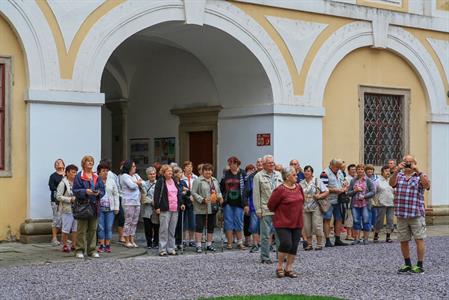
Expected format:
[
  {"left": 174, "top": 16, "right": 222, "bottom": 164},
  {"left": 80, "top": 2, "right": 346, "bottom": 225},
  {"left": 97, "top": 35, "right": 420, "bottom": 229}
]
[{"left": 257, "top": 133, "right": 271, "bottom": 146}]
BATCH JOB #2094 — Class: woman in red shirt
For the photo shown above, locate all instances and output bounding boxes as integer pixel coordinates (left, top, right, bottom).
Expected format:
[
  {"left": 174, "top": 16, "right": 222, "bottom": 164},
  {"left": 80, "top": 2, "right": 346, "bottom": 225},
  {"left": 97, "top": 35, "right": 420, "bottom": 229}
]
[{"left": 268, "top": 166, "right": 304, "bottom": 278}]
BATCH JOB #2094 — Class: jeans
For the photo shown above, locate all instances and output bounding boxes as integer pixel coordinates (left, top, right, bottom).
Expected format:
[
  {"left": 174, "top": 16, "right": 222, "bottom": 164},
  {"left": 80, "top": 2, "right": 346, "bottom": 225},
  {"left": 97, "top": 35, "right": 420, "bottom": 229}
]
[
  {"left": 374, "top": 207, "right": 394, "bottom": 232},
  {"left": 159, "top": 211, "right": 178, "bottom": 253},
  {"left": 223, "top": 205, "right": 244, "bottom": 231},
  {"left": 260, "top": 215, "right": 278, "bottom": 261},
  {"left": 183, "top": 206, "right": 195, "bottom": 232},
  {"left": 323, "top": 203, "right": 343, "bottom": 221},
  {"left": 370, "top": 207, "right": 378, "bottom": 229},
  {"left": 352, "top": 206, "right": 371, "bottom": 232},
  {"left": 98, "top": 209, "right": 115, "bottom": 240},
  {"left": 249, "top": 212, "right": 260, "bottom": 234}
]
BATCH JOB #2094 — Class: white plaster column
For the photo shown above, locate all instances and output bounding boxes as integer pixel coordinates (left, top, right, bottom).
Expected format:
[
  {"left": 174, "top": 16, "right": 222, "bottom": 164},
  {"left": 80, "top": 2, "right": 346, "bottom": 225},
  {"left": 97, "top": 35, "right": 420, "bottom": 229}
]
[
  {"left": 272, "top": 105, "right": 324, "bottom": 172},
  {"left": 26, "top": 90, "right": 104, "bottom": 219},
  {"left": 218, "top": 104, "right": 324, "bottom": 173},
  {"left": 428, "top": 114, "right": 449, "bottom": 207}
]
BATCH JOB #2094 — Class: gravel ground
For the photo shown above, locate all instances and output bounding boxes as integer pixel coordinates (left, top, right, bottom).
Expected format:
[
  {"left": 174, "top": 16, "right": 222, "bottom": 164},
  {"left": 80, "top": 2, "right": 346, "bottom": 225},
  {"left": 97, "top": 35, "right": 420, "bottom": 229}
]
[{"left": 0, "top": 236, "right": 448, "bottom": 300}]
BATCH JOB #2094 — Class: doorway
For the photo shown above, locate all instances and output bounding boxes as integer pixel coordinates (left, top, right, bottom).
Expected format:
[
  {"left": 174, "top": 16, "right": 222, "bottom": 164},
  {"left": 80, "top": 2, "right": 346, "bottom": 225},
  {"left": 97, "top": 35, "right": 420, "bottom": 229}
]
[{"left": 189, "top": 131, "right": 213, "bottom": 174}]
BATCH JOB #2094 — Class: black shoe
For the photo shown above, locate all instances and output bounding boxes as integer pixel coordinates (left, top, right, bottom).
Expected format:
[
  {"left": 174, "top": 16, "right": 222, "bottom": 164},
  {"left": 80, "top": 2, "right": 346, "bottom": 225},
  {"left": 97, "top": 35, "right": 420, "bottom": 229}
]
[
  {"left": 147, "top": 245, "right": 152, "bottom": 249},
  {"left": 152, "top": 242, "right": 158, "bottom": 248},
  {"left": 325, "top": 240, "right": 334, "bottom": 247},
  {"left": 206, "top": 245, "right": 216, "bottom": 252},
  {"left": 189, "top": 241, "right": 196, "bottom": 247},
  {"left": 196, "top": 246, "right": 202, "bottom": 253},
  {"left": 334, "top": 239, "right": 348, "bottom": 246},
  {"left": 302, "top": 240, "right": 308, "bottom": 250},
  {"left": 261, "top": 259, "right": 273, "bottom": 264}
]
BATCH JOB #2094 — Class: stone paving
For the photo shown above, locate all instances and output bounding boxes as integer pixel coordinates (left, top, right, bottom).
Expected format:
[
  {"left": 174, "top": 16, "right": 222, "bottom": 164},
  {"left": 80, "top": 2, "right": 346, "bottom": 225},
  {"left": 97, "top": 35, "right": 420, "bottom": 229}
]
[{"left": 0, "top": 225, "right": 448, "bottom": 299}]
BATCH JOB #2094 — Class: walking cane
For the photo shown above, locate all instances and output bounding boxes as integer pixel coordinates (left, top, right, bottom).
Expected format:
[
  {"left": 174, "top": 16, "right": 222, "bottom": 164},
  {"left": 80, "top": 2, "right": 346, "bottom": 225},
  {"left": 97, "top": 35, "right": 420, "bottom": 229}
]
[
  {"left": 180, "top": 210, "right": 184, "bottom": 255},
  {"left": 220, "top": 205, "right": 224, "bottom": 252},
  {"left": 205, "top": 209, "right": 208, "bottom": 255}
]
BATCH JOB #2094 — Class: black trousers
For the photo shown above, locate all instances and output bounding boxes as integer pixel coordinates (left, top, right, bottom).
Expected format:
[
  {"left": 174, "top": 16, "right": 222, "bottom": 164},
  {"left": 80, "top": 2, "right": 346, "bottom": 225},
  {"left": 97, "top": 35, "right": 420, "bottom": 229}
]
[
  {"left": 175, "top": 211, "right": 183, "bottom": 245},
  {"left": 195, "top": 213, "right": 216, "bottom": 234},
  {"left": 275, "top": 228, "right": 301, "bottom": 255},
  {"left": 243, "top": 214, "right": 251, "bottom": 237},
  {"left": 143, "top": 217, "right": 159, "bottom": 247}
]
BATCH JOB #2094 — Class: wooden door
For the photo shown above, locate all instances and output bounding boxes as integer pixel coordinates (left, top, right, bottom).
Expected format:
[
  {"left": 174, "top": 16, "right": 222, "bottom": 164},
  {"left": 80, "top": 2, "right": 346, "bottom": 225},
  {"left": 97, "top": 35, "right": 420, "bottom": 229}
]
[{"left": 189, "top": 131, "right": 213, "bottom": 175}]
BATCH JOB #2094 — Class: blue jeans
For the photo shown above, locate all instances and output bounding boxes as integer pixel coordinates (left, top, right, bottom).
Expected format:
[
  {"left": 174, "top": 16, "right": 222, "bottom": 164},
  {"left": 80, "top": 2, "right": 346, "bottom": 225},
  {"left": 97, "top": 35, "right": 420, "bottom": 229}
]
[
  {"left": 249, "top": 211, "right": 260, "bottom": 234},
  {"left": 223, "top": 205, "right": 244, "bottom": 231},
  {"left": 323, "top": 203, "right": 343, "bottom": 221},
  {"left": 98, "top": 209, "right": 115, "bottom": 240},
  {"left": 260, "top": 215, "right": 278, "bottom": 261},
  {"left": 370, "top": 207, "right": 378, "bottom": 229},
  {"left": 352, "top": 206, "right": 370, "bottom": 232},
  {"left": 183, "top": 206, "right": 195, "bottom": 232}
]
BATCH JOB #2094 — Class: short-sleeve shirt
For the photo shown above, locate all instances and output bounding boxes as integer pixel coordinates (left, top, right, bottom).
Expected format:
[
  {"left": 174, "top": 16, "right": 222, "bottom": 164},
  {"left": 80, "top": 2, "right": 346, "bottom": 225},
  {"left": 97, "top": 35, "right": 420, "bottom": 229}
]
[{"left": 393, "top": 172, "right": 425, "bottom": 218}]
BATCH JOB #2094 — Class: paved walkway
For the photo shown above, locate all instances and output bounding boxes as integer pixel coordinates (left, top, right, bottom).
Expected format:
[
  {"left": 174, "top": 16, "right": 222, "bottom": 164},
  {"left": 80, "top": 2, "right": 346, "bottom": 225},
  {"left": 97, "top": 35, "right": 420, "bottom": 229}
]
[
  {"left": 0, "top": 225, "right": 448, "bottom": 268},
  {"left": 0, "top": 232, "right": 448, "bottom": 299}
]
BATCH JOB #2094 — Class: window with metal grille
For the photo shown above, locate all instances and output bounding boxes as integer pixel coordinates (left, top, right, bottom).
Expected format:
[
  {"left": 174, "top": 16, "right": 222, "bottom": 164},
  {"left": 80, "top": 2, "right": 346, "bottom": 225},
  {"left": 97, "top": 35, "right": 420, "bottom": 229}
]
[
  {"left": 363, "top": 93, "right": 404, "bottom": 166},
  {"left": 0, "top": 63, "right": 4, "bottom": 170}
]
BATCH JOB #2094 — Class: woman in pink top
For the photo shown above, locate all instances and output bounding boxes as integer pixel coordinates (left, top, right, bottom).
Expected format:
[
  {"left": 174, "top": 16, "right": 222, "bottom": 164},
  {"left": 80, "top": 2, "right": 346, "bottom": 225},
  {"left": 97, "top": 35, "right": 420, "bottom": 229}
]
[{"left": 154, "top": 165, "right": 185, "bottom": 256}]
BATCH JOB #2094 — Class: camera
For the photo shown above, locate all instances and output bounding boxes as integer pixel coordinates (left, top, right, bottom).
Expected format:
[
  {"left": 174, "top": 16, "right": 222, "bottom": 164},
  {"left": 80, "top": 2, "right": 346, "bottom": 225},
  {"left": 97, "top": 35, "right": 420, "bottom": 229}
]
[{"left": 404, "top": 163, "right": 412, "bottom": 169}]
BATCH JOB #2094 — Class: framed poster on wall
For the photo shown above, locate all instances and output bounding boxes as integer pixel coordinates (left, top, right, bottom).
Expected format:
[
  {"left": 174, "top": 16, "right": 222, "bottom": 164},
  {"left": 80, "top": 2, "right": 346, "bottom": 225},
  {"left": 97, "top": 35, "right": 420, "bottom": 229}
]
[
  {"left": 154, "top": 137, "right": 176, "bottom": 164},
  {"left": 130, "top": 138, "right": 150, "bottom": 177}
]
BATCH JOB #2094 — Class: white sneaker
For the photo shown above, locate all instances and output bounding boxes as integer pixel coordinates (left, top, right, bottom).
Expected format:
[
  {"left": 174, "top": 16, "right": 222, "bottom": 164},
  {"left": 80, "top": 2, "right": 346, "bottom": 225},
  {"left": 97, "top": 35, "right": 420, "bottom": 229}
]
[
  {"left": 51, "top": 239, "right": 60, "bottom": 246},
  {"left": 132, "top": 242, "right": 139, "bottom": 248},
  {"left": 75, "top": 252, "right": 84, "bottom": 259},
  {"left": 90, "top": 253, "right": 100, "bottom": 258}
]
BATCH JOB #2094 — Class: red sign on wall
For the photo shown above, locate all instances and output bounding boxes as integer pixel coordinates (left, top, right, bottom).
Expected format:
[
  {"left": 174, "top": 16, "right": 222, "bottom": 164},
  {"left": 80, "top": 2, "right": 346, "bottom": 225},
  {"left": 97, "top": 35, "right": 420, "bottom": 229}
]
[{"left": 257, "top": 133, "right": 271, "bottom": 146}]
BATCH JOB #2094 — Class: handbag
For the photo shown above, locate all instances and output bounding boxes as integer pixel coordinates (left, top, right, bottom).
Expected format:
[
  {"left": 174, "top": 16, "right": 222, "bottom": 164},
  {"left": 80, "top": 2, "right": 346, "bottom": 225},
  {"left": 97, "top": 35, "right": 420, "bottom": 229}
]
[
  {"left": 72, "top": 199, "right": 95, "bottom": 220},
  {"left": 317, "top": 198, "right": 330, "bottom": 214},
  {"left": 151, "top": 181, "right": 163, "bottom": 224},
  {"left": 338, "top": 192, "right": 351, "bottom": 204},
  {"left": 139, "top": 185, "right": 148, "bottom": 205}
]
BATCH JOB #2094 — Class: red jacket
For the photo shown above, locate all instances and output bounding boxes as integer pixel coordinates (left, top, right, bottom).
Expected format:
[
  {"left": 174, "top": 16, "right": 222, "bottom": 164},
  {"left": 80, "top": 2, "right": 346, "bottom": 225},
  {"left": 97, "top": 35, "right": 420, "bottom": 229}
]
[{"left": 267, "top": 184, "right": 304, "bottom": 229}]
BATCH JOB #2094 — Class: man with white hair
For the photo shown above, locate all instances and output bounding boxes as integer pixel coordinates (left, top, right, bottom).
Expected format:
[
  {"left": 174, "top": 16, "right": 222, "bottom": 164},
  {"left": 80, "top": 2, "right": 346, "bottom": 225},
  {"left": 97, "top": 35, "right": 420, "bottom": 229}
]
[
  {"left": 320, "top": 158, "right": 348, "bottom": 247},
  {"left": 253, "top": 155, "right": 283, "bottom": 264}
]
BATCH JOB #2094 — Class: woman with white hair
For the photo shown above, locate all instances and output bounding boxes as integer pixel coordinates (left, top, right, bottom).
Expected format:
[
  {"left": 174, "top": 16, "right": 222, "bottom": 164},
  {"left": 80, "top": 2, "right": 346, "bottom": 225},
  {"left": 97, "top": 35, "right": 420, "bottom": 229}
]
[
  {"left": 268, "top": 166, "right": 304, "bottom": 278},
  {"left": 141, "top": 166, "right": 159, "bottom": 248}
]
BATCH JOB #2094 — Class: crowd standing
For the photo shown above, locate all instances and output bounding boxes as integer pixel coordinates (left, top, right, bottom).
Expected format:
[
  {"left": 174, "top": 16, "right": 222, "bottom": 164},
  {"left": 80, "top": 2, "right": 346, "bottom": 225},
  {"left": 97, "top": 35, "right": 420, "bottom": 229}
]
[{"left": 48, "top": 153, "right": 430, "bottom": 275}]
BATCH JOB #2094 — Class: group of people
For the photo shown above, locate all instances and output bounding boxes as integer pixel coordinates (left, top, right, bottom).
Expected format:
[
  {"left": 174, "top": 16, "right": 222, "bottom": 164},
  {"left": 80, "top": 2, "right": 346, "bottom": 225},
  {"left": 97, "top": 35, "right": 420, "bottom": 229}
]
[{"left": 48, "top": 153, "right": 430, "bottom": 276}]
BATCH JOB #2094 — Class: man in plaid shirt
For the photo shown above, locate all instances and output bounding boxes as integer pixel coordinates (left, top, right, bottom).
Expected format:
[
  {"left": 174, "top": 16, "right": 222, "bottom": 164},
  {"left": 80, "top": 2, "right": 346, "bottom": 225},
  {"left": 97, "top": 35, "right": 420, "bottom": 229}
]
[{"left": 390, "top": 155, "right": 430, "bottom": 274}]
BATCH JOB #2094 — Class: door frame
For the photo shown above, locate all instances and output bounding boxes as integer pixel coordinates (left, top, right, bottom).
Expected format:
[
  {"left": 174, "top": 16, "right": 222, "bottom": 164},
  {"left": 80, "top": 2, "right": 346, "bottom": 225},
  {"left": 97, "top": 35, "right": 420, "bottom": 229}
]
[{"left": 171, "top": 106, "right": 222, "bottom": 173}]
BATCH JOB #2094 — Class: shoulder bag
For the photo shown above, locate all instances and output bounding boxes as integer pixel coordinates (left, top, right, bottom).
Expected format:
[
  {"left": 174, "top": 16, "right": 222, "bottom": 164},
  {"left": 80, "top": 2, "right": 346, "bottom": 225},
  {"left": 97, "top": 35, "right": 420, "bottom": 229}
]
[{"left": 315, "top": 178, "right": 330, "bottom": 214}]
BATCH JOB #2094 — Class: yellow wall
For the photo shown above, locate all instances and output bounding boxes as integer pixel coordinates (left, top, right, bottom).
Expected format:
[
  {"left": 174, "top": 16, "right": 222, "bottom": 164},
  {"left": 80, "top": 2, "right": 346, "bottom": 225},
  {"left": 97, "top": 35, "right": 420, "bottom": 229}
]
[
  {"left": 323, "top": 47, "right": 428, "bottom": 177},
  {"left": 0, "top": 16, "right": 27, "bottom": 240}
]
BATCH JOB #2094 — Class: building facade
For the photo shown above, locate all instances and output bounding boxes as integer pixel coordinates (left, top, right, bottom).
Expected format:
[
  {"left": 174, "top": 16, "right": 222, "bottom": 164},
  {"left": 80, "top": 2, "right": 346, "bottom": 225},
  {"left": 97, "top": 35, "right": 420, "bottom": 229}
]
[{"left": 0, "top": 0, "right": 448, "bottom": 241}]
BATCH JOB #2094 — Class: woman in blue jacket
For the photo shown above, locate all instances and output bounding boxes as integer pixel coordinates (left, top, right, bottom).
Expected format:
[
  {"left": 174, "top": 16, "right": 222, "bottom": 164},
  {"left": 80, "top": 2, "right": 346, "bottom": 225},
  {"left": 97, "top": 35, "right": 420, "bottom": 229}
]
[{"left": 73, "top": 155, "right": 105, "bottom": 258}]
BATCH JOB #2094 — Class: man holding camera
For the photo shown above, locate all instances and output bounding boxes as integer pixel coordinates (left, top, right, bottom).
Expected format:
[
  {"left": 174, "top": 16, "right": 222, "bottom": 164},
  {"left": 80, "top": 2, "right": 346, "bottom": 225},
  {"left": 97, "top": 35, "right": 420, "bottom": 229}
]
[{"left": 390, "top": 154, "right": 430, "bottom": 274}]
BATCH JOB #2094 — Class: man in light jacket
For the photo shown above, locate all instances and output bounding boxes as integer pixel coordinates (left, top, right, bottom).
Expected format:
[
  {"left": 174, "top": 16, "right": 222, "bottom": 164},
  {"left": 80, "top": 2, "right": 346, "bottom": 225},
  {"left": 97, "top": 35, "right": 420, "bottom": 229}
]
[{"left": 253, "top": 154, "right": 283, "bottom": 264}]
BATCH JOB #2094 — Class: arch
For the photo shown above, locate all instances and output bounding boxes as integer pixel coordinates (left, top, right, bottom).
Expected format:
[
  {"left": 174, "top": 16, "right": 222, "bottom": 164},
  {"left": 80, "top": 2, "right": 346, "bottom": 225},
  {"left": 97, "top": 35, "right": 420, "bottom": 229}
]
[
  {"left": 104, "top": 62, "right": 129, "bottom": 99},
  {"left": 303, "top": 21, "right": 448, "bottom": 115},
  {"left": 72, "top": 0, "right": 293, "bottom": 104},
  {"left": 0, "top": 0, "right": 59, "bottom": 90}
]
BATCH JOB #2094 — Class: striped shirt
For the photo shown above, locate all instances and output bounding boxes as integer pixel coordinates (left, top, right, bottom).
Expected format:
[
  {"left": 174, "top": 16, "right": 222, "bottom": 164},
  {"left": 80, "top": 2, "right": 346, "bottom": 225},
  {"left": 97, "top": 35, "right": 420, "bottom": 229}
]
[{"left": 393, "top": 172, "right": 425, "bottom": 218}]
